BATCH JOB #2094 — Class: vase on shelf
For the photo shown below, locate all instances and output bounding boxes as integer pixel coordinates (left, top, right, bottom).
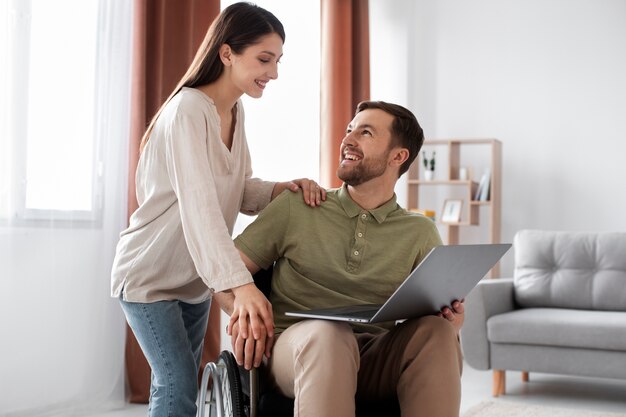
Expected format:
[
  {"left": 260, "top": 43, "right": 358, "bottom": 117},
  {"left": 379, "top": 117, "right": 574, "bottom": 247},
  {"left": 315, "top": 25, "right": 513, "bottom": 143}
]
[{"left": 424, "top": 170, "right": 434, "bottom": 181}]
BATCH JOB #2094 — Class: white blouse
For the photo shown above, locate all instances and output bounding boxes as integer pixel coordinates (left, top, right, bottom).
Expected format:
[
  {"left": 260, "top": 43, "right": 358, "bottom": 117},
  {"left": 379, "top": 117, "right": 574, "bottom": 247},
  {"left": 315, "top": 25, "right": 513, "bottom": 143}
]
[{"left": 111, "top": 87, "right": 275, "bottom": 303}]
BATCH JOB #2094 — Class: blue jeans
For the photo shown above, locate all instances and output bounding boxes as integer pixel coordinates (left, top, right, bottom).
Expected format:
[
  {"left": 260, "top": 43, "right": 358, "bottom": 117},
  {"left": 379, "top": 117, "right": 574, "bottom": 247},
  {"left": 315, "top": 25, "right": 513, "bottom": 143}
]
[{"left": 120, "top": 297, "right": 211, "bottom": 417}]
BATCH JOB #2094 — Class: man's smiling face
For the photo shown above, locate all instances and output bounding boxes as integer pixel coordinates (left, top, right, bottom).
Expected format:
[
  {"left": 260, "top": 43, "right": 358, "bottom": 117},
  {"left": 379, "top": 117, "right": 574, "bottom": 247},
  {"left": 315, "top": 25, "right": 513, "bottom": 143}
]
[{"left": 337, "top": 108, "right": 395, "bottom": 186}]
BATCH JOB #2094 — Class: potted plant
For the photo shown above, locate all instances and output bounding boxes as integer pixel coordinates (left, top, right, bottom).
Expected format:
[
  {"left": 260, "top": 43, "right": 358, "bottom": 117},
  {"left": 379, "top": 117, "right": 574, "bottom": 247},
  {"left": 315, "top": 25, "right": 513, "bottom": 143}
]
[{"left": 423, "top": 151, "right": 435, "bottom": 180}]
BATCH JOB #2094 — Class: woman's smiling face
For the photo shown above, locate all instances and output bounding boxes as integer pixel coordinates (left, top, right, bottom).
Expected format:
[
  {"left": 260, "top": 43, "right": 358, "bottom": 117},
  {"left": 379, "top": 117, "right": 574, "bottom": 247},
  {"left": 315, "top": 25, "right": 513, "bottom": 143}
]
[{"left": 227, "top": 32, "right": 283, "bottom": 99}]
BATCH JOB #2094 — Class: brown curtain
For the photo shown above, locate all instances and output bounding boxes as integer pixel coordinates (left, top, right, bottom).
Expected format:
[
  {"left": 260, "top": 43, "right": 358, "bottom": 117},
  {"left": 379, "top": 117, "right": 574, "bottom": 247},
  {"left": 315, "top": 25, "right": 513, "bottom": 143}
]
[
  {"left": 126, "top": 0, "right": 220, "bottom": 403},
  {"left": 320, "top": 0, "right": 370, "bottom": 188}
]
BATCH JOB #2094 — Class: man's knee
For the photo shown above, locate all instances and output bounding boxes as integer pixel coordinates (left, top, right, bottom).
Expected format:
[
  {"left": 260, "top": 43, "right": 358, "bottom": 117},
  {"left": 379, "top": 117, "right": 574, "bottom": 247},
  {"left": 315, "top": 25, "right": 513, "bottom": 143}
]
[
  {"left": 288, "top": 320, "right": 358, "bottom": 356},
  {"left": 401, "top": 315, "right": 462, "bottom": 369},
  {"left": 413, "top": 315, "right": 458, "bottom": 343},
  {"left": 271, "top": 320, "right": 360, "bottom": 400}
]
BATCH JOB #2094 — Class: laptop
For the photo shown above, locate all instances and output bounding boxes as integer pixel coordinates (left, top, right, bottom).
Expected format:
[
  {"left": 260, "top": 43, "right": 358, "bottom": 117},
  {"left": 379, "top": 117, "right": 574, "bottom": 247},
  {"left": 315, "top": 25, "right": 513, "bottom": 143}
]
[{"left": 285, "top": 243, "right": 511, "bottom": 324}]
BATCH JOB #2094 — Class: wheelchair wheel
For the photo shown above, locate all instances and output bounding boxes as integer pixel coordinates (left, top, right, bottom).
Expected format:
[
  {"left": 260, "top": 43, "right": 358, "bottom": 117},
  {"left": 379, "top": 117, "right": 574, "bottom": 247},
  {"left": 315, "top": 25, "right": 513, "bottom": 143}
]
[{"left": 207, "top": 351, "right": 245, "bottom": 417}]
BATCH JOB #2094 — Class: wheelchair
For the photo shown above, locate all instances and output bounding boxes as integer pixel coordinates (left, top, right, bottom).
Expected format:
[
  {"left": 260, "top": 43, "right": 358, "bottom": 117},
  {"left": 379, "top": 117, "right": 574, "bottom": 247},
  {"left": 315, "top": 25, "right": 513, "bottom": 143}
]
[
  {"left": 197, "top": 349, "right": 400, "bottom": 417},
  {"left": 197, "top": 268, "right": 401, "bottom": 417},
  {"left": 197, "top": 350, "right": 256, "bottom": 417}
]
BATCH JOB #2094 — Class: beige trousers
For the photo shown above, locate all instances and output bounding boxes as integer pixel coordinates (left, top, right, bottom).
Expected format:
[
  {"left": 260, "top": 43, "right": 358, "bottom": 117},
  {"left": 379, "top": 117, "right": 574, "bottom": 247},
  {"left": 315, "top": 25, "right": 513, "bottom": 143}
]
[{"left": 267, "top": 316, "right": 463, "bottom": 417}]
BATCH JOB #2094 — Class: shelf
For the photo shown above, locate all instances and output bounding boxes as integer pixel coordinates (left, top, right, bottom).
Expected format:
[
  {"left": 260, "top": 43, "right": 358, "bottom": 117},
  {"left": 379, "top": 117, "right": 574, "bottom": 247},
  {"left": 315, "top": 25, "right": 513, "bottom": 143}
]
[
  {"left": 407, "top": 180, "right": 476, "bottom": 186},
  {"left": 407, "top": 138, "right": 502, "bottom": 277},
  {"left": 439, "top": 221, "right": 478, "bottom": 227}
]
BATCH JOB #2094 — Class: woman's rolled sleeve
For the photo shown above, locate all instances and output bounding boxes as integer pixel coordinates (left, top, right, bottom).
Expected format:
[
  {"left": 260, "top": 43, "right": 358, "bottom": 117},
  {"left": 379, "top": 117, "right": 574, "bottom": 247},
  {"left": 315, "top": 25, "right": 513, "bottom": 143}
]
[{"left": 241, "top": 177, "right": 275, "bottom": 215}]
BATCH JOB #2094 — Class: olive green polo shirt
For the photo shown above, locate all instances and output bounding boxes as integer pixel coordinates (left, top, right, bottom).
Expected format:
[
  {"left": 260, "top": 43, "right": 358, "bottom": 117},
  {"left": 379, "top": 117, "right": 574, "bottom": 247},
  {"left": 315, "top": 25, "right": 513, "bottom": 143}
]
[{"left": 234, "top": 185, "right": 442, "bottom": 334}]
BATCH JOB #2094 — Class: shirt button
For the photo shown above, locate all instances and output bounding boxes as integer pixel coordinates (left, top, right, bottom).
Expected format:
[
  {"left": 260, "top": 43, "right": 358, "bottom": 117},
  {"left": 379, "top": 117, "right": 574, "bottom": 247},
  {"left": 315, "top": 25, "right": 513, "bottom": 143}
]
[
  {"left": 357, "top": 233, "right": 363, "bottom": 238},
  {"left": 354, "top": 250, "right": 360, "bottom": 256},
  {"left": 361, "top": 214, "right": 367, "bottom": 219}
]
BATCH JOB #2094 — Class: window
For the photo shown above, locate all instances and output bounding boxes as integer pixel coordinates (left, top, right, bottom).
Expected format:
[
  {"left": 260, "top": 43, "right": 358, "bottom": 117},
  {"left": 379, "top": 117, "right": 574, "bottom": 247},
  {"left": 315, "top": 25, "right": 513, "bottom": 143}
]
[{"left": 0, "top": 0, "right": 102, "bottom": 224}]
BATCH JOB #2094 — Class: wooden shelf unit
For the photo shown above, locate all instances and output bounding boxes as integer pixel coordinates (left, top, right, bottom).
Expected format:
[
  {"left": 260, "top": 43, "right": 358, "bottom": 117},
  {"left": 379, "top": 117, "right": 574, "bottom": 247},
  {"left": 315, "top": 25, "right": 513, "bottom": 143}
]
[{"left": 407, "top": 139, "right": 502, "bottom": 277}]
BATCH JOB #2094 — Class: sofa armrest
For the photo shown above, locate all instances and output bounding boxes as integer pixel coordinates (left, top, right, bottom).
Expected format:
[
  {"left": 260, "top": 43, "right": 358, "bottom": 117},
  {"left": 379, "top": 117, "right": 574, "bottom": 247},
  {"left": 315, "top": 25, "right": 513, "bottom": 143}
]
[{"left": 460, "top": 278, "right": 516, "bottom": 370}]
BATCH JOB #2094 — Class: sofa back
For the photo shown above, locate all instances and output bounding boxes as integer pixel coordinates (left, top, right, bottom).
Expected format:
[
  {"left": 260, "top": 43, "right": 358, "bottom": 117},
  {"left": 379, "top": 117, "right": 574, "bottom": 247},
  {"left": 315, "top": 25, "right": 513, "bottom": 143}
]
[{"left": 513, "top": 230, "right": 626, "bottom": 311}]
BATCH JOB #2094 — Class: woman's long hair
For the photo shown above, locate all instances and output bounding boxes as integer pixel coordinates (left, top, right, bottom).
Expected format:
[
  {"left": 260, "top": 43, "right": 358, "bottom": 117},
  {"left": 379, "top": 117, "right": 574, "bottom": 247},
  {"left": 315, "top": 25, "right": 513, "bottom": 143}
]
[{"left": 139, "top": 2, "right": 285, "bottom": 153}]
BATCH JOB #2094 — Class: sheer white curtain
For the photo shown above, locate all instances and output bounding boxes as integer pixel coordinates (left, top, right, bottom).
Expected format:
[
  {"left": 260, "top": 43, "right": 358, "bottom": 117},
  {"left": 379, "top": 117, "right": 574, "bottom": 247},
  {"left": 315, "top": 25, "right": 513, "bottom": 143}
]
[{"left": 0, "top": 0, "right": 132, "bottom": 414}]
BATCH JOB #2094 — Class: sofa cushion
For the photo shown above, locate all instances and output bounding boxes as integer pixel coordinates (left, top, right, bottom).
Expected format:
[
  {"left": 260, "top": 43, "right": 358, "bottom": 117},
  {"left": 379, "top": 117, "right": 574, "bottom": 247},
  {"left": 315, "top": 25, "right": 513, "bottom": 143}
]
[
  {"left": 487, "top": 308, "right": 626, "bottom": 351},
  {"left": 513, "top": 230, "right": 626, "bottom": 311}
]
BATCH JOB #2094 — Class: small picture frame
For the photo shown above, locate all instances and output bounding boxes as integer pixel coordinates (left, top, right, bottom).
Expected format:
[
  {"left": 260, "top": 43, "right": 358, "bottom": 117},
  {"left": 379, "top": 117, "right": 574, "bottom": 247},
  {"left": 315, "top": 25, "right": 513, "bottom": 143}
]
[{"left": 441, "top": 199, "right": 463, "bottom": 223}]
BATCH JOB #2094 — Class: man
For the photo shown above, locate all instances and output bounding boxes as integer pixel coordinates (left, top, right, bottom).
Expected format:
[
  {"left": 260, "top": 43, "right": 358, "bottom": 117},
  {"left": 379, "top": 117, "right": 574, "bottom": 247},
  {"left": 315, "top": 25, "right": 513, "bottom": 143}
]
[{"left": 216, "top": 101, "right": 464, "bottom": 417}]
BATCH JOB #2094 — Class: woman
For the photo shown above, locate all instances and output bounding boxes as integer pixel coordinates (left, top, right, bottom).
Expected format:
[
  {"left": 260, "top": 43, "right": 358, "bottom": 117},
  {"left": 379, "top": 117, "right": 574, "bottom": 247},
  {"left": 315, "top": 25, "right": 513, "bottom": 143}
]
[{"left": 111, "top": 3, "right": 324, "bottom": 416}]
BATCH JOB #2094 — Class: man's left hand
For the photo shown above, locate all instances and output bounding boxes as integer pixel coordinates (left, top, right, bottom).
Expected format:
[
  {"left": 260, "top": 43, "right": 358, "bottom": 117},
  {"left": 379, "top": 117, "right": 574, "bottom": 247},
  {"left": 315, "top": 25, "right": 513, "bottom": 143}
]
[
  {"left": 437, "top": 299, "right": 465, "bottom": 334},
  {"left": 230, "top": 317, "right": 274, "bottom": 370}
]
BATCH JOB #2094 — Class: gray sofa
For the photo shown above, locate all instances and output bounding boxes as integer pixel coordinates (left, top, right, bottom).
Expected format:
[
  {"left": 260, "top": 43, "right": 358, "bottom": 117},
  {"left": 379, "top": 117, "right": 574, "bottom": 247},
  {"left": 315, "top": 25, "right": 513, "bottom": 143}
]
[{"left": 461, "top": 230, "right": 626, "bottom": 396}]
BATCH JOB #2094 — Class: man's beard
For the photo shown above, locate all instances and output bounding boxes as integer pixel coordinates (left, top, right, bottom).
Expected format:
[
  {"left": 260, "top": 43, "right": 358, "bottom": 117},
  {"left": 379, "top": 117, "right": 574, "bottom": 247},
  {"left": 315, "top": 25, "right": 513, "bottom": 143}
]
[{"left": 337, "top": 152, "right": 389, "bottom": 186}]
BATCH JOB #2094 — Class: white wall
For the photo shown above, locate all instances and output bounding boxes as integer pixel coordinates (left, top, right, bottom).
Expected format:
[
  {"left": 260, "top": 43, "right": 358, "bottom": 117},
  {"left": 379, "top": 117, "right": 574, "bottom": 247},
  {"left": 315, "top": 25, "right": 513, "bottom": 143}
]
[{"left": 371, "top": 0, "right": 626, "bottom": 275}]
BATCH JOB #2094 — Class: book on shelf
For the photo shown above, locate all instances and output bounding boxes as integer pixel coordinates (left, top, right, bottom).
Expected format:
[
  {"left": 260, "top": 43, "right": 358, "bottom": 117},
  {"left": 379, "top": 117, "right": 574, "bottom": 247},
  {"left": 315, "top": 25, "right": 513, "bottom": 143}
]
[{"left": 474, "top": 169, "right": 491, "bottom": 201}]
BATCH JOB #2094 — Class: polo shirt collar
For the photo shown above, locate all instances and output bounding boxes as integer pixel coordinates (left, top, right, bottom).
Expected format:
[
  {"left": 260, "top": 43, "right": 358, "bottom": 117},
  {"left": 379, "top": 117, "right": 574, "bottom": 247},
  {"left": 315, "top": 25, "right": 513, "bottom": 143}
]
[{"left": 337, "top": 184, "right": 398, "bottom": 224}]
